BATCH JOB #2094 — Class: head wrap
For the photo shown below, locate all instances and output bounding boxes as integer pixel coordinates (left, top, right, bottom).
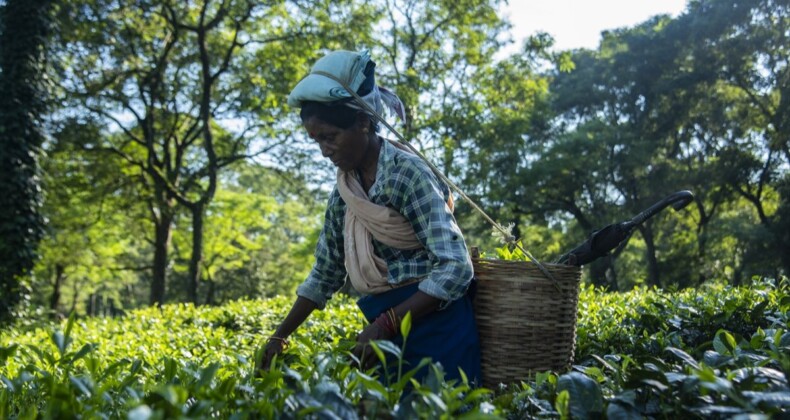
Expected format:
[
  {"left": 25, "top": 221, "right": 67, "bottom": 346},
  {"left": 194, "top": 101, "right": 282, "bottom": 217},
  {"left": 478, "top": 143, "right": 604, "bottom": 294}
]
[{"left": 287, "top": 50, "right": 406, "bottom": 123}]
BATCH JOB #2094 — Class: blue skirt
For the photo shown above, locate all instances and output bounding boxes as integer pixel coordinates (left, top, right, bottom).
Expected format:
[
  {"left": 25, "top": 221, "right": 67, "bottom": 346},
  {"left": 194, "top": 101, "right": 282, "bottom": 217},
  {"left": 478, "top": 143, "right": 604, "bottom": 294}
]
[{"left": 356, "top": 281, "right": 481, "bottom": 386}]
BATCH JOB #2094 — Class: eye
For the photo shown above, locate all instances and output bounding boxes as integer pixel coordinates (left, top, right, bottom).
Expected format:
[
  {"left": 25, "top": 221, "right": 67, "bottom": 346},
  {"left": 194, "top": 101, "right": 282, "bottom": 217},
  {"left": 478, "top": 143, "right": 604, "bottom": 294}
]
[{"left": 317, "top": 134, "right": 337, "bottom": 143}]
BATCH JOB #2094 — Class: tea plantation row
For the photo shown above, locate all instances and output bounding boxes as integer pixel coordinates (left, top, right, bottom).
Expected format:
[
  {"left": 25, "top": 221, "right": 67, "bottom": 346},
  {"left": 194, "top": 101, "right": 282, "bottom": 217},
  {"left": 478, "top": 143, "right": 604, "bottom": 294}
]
[{"left": 1, "top": 279, "right": 788, "bottom": 418}]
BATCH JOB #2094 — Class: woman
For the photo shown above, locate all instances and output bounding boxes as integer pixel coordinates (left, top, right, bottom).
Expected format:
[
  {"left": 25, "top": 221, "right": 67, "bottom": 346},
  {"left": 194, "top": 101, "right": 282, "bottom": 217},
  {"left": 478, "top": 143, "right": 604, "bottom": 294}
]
[{"left": 259, "top": 50, "right": 480, "bottom": 385}]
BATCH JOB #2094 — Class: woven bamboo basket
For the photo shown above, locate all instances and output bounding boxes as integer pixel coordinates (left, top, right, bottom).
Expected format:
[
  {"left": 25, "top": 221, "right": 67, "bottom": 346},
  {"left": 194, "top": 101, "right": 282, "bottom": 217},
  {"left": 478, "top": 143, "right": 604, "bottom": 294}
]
[{"left": 472, "top": 257, "right": 582, "bottom": 387}]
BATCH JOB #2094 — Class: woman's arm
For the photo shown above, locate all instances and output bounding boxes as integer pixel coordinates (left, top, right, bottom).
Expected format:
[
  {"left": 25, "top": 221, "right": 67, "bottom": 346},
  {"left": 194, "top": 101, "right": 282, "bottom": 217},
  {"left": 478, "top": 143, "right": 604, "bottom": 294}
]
[
  {"left": 353, "top": 290, "right": 440, "bottom": 368},
  {"left": 258, "top": 296, "right": 318, "bottom": 371},
  {"left": 392, "top": 290, "right": 440, "bottom": 320},
  {"left": 259, "top": 190, "right": 347, "bottom": 372},
  {"left": 295, "top": 189, "right": 348, "bottom": 309}
]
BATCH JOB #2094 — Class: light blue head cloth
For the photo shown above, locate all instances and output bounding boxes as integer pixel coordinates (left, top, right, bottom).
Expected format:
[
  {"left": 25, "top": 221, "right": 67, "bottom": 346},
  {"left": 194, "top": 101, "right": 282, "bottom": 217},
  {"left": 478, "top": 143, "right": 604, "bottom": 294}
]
[{"left": 287, "top": 49, "right": 405, "bottom": 122}]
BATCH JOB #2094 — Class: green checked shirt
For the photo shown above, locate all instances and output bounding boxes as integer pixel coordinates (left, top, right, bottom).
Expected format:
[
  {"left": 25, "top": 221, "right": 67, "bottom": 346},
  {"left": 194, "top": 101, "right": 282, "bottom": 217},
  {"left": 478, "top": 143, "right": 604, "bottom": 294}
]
[{"left": 296, "top": 139, "right": 474, "bottom": 309}]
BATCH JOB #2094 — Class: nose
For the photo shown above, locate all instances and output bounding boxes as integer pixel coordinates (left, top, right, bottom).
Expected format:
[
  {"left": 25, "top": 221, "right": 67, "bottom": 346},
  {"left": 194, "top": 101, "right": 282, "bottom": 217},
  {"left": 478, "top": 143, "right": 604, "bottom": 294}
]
[{"left": 318, "top": 142, "right": 333, "bottom": 158}]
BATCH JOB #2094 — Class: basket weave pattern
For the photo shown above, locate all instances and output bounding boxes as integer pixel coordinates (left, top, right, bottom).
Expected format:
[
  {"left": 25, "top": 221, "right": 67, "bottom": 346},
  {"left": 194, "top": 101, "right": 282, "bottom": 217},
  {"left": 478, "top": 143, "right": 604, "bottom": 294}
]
[{"left": 472, "top": 258, "right": 582, "bottom": 387}]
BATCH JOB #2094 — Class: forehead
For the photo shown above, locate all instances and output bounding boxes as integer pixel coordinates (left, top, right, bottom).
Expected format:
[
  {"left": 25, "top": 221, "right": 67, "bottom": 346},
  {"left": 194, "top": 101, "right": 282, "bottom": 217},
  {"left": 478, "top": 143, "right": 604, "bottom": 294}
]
[{"left": 303, "top": 116, "right": 341, "bottom": 135}]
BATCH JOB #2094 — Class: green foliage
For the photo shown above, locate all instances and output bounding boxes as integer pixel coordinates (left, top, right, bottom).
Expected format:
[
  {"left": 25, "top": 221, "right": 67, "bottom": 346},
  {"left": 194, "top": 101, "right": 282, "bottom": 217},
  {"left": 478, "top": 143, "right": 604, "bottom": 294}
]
[
  {"left": 447, "top": 0, "right": 789, "bottom": 290},
  {"left": 372, "top": 0, "right": 508, "bottom": 139},
  {"left": 31, "top": 118, "right": 149, "bottom": 315},
  {"left": 3, "top": 0, "right": 785, "bottom": 319},
  {"left": 486, "top": 241, "right": 531, "bottom": 262},
  {"left": 32, "top": 145, "right": 323, "bottom": 311},
  {"left": 48, "top": 0, "right": 382, "bottom": 306},
  {"left": 25, "top": 0, "right": 518, "bottom": 313},
  {"left": 170, "top": 164, "right": 322, "bottom": 302},
  {"left": 2, "top": 279, "right": 788, "bottom": 417}
]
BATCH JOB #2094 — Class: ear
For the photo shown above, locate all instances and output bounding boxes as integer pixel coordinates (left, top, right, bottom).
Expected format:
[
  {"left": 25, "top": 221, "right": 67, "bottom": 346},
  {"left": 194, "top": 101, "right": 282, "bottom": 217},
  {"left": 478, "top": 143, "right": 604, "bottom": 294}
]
[{"left": 354, "top": 113, "right": 372, "bottom": 132}]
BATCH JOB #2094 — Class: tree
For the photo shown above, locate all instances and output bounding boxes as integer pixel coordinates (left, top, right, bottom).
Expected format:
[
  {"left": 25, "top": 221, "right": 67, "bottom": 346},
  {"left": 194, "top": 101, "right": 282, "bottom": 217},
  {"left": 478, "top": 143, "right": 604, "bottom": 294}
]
[
  {"left": 535, "top": 0, "right": 789, "bottom": 286},
  {"left": 368, "top": 0, "right": 552, "bottom": 254},
  {"left": 53, "top": 0, "right": 377, "bottom": 306},
  {"left": 171, "top": 163, "right": 321, "bottom": 304},
  {"left": 0, "top": 0, "right": 52, "bottom": 321},
  {"left": 33, "top": 118, "right": 149, "bottom": 316},
  {"left": 373, "top": 0, "right": 508, "bottom": 149},
  {"left": 681, "top": 0, "right": 790, "bottom": 276}
]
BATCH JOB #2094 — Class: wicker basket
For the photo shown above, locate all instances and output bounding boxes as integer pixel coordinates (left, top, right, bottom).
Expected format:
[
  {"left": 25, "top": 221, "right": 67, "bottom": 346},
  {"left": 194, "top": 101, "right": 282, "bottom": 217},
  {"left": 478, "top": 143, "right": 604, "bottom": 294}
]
[{"left": 472, "top": 258, "right": 582, "bottom": 387}]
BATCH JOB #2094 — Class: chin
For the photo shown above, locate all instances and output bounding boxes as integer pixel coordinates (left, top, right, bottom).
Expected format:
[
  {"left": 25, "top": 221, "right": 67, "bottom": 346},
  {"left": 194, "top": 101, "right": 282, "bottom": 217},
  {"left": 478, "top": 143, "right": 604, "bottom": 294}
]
[{"left": 335, "top": 161, "right": 357, "bottom": 172}]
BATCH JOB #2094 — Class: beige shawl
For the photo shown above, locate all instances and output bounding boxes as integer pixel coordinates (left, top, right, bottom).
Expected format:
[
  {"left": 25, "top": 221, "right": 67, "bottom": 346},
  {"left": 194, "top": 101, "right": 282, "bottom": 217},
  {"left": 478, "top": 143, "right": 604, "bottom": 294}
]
[
  {"left": 337, "top": 140, "right": 455, "bottom": 294},
  {"left": 336, "top": 168, "right": 423, "bottom": 294}
]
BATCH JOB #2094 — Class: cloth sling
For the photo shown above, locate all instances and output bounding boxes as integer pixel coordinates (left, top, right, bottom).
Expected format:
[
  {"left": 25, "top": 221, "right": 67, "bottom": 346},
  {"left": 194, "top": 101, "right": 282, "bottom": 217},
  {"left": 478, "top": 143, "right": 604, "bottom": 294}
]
[{"left": 336, "top": 140, "right": 455, "bottom": 295}]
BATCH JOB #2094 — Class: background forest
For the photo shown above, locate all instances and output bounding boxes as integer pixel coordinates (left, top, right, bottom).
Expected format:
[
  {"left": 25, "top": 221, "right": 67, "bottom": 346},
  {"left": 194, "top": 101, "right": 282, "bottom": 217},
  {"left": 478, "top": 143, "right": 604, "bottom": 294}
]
[{"left": 1, "top": 0, "right": 788, "bottom": 320}]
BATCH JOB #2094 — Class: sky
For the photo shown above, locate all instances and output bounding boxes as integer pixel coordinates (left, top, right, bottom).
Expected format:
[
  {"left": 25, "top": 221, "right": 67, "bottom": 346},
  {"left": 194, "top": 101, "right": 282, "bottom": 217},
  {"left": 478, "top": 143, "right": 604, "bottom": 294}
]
[{"left": 500, "top": 0, "right": 689, "bottom": 51}]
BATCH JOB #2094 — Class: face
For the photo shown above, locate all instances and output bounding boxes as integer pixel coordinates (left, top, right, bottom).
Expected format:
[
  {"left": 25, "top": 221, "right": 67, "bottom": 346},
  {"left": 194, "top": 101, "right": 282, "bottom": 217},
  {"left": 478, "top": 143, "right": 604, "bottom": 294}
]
[{"left": 304, "top": 115, "right": 371, "bottom": 171}]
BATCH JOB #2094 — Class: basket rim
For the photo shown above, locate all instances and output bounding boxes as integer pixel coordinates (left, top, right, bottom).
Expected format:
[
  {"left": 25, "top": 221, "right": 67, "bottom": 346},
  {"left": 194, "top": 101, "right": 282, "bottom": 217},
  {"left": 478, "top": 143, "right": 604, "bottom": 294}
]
[{"left": 471, "top": 257, "right": 578, "bottom": 269}]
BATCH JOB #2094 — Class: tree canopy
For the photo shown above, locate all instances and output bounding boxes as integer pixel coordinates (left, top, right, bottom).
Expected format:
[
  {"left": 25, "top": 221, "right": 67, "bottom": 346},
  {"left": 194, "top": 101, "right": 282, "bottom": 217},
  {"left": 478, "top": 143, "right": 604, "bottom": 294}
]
[{"left": 0, "top": 0, "right": 786, "bottom": 317}]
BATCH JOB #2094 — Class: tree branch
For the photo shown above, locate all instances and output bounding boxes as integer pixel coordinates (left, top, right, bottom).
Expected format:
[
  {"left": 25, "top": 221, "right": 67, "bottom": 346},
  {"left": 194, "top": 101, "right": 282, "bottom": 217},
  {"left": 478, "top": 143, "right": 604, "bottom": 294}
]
[
  {"left": 108, "top": 265, "right": 154, "bottom": 273},
  {"left": 84, "top": 105, "right": 145, "bottom": 146},
  {"left": 732, "top": 74, "right": 776, "bottom": 122}
]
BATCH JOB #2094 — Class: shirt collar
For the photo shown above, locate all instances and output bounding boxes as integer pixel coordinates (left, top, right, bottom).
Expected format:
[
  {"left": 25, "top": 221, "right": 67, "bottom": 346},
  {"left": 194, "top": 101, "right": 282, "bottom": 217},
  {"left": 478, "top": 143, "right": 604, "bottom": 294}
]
[{"left": 367, "top": 137, "right": 395, "bottom": 198}]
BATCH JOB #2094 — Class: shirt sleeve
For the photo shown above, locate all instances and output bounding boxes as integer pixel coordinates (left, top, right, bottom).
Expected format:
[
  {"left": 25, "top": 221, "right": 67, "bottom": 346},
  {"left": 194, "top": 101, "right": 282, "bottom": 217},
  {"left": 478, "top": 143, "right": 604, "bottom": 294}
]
[
  {"left": 296, "top": 188, "right": 347, "bottom": 309},
  {"left": 391, "top": 158, "right": 474, "bottom": 305}
]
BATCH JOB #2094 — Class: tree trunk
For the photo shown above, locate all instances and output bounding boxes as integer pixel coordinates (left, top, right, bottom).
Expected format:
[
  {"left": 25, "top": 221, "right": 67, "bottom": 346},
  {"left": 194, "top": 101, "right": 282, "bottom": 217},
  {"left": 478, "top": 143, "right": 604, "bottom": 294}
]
[
  {"left": 696, "top": 229, "right": 708, "bottom": 285},
  {"left": 640, "top": 225, "right": 661, "bottom": 287},
  {"left": 588, "top": 260, "right": 609, "bottom": 288},
  {"left": 733, "top": 266, "right": 743, "bottom": 286},
  {"left": 86, "top": 293, "right": 96, "bottom": 317},
  {"left": 96, "top": 294, "right": 104, "bottom": 317},
  {"left": 49, "top": 264, "right": 64, "bottom": 314},
  {"left": 604, "top": 255, "right": 619, "bottom": 291},
  {"left": 693, "top": 197, "right": 717, "bottom": 285},
  {"left": 124, "top": 284, "right": 134, "bottom": 308},
  {"left": 150, "top": 209, "right": 174, "bottom": 307},
  {"left": 70, "top": 280, "right": 79, "bottom": 314},
  {"left": 187, "top": 204, "right": 205, "bottom": 304},
  {"left": 205, "top": 277, "right": 216, "bottom": 306},
  {"left": 775, "top": 178, "right": 790, "bottom": 277}
]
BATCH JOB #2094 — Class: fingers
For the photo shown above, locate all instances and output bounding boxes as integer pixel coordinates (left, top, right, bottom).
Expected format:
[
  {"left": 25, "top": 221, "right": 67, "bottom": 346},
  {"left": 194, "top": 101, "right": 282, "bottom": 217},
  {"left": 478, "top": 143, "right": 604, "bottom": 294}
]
[
  {"left": 352, "top": 342, "right": 377, "bottom": 370},
  {"left": 255, "top": 353, "right": 272, "bottom": 377},
  {"left": 352, "top": 324, "right": 391, "bottom": 370},
  {"left": 260, "top": 350, "right": 278, "bottom": 371},
  {"left": 361, "top": 345, "right": 378, "bottom": 370},
  {"left": 261, "top": 351, "right": 274, "bottom": 370},
  {"left": 351, "top": 342, "right": 365, "bottom": 369},
  {"left": 256, "top": 341, "right": 285, "bottom": 374}
]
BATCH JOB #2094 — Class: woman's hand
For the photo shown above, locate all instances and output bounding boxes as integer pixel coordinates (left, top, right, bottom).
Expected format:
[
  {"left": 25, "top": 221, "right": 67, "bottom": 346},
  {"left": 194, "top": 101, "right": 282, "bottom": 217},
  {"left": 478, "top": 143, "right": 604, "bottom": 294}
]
[
  {"left": 353, "top": 322, "right": 395, "bottom": 370},
  {"left": 255, "top": 296, "right": 317, "bottom": 377},
  {"left": 256, "top": 338, "right": 287, "bottom": 375}
]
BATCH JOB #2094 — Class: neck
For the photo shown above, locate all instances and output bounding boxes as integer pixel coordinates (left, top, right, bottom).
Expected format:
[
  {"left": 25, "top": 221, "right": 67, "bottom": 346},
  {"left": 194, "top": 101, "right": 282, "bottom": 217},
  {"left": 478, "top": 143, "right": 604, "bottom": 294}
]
[{"left": 358, "top": 134, "right": 381, "bottom": 176}]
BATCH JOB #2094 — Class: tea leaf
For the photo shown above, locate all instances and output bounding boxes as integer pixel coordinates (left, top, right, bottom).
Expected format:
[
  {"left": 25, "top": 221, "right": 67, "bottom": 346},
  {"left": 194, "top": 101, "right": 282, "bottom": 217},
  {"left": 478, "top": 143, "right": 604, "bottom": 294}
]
[
  {"left": 400, "top": 311, "right": 412, "bottom": 338},
  {"left": 557, "top": 372, "right": 603, "bottom": 419},
  {"left": 664, "top": 347, "right": 700, "bottom": 370},
  {"left": 554, "top": 390, "right": 570, "bottom": 420},
  {"left": 606, "top": 401, "right": 641, "bottom": 420}
]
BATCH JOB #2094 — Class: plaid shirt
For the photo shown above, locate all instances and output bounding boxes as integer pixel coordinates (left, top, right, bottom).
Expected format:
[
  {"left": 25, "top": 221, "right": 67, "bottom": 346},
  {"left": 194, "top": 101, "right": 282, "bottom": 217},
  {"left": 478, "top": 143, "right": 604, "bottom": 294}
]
[{"left": 297, "top": 139, "right": 474, "bottom": 309}]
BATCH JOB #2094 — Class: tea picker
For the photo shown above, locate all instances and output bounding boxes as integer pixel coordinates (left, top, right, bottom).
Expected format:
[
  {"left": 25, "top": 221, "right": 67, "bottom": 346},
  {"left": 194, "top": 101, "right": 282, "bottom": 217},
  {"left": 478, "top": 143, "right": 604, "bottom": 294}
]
[{"left": 313, "top": 63, "right": 695, "bottom": 386}]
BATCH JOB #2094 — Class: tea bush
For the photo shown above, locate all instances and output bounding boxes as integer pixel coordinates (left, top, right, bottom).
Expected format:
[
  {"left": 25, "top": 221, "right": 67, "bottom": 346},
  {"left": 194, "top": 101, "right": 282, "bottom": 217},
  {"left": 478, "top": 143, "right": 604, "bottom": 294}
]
[{"left": 1, "top": 279, "right": 788, "bottom": 418}]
